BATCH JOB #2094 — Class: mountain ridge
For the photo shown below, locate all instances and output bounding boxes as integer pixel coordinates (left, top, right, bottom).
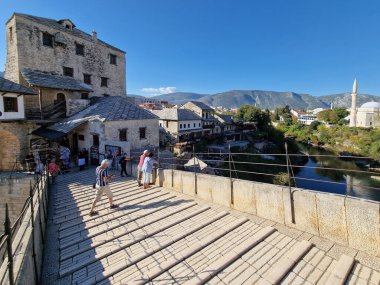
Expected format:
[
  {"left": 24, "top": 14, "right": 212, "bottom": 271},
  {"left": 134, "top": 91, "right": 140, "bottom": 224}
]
[{"left": 130, "top": 89, "right": 380, "bottom": 109}]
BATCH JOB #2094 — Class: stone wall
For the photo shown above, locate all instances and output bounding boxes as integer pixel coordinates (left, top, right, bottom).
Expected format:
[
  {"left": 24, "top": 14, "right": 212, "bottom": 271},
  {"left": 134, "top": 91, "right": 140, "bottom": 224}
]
[
  {"left": 0, "top": 175, "right": 35, "bottom": 232},
  {"left": 0, "top": 172, "right": 48, "bottom": 285},
  {"left": 0, "top": 121, "right": 37, "bottom": 171},
  {"left": 71, "top": 118, "right": 159, "bottom": 156},
  {"left": 157, "top": 169, "right": 380, "bottom": 257},
  {"left": 67, "top": 98, "right": 90, "bottom": 116},
  {"left": 22, "top": 87, "right": 83, "bottom": 111},
  {"left": 5, "top": 14, "right": 126, "bottom": 97}
]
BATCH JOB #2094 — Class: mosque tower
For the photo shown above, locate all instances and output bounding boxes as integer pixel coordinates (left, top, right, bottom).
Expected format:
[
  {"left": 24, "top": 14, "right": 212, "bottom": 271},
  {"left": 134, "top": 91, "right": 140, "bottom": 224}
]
[{"left": 349, "top": 79, "right": 358, "bottom": 127}]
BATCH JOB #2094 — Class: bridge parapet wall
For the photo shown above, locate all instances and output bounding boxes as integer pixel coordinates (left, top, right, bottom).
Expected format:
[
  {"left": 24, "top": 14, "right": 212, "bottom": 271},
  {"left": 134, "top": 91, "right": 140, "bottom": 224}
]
[{"left": 157, "top": 169, "right": 380, "bottom": 257}]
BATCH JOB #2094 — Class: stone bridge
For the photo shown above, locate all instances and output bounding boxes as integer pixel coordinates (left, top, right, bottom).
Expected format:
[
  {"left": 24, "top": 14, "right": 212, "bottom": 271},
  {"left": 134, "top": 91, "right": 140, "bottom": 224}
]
[{"left": 40, "top": 168, "right": 380, "bottom": 285}]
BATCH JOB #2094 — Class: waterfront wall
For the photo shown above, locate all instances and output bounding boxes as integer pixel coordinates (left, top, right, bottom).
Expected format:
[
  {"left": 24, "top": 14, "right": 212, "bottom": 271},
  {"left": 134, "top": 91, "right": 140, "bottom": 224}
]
[{"left": 157, "top": 169, "right": 380, "bottom": 257}]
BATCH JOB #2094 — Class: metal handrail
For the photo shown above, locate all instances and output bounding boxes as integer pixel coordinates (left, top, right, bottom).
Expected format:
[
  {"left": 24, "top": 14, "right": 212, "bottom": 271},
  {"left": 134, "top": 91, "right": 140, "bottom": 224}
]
[
  {"left": 0, "top": 168, "right": 48, "bottom": 285},
  {"left": 157, "top": 149, "right": 380, "bottom": 200}
]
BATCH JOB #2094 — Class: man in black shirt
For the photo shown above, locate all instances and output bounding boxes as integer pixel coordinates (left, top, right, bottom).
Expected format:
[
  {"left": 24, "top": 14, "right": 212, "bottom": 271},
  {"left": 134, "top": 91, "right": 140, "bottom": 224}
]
[{"left": 119, "top": 153, "right": 130, "bottom": 177}]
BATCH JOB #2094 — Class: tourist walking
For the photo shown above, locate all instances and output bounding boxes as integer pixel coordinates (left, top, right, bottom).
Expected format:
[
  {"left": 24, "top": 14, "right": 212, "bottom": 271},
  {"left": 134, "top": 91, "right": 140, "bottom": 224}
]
[
  {"left": 48, "top": 159, "right": 60, "bottom": 184},
  {"left": 137, "top": 150, "right": 148, "bottom": 186},
  {"left": 119, "top": 153, "right": 129, "bottom": 177},
  {"left": 142, "top": 152, "right": 157, "bottom": 189},
  {"left": 25, "top": 152, "right": 34, "bottom": 173},
  {"left": 35, "top": 160, "right": 44, "bottom": 178},
  {"left": 89, "top": 159, "right": 118, "bottom": 216},
  {"left": 106, "top": 150, "right": 113, "bottom": 169},
  {"left": 78, "top": 150, "right": 86, "bottom": 171}
]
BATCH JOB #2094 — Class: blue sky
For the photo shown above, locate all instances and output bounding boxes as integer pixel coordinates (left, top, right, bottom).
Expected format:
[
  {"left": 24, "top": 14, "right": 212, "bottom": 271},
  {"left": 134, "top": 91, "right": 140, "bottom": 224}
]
[{"left": 1, "top": 0, "right": 380, "bottom": 97}]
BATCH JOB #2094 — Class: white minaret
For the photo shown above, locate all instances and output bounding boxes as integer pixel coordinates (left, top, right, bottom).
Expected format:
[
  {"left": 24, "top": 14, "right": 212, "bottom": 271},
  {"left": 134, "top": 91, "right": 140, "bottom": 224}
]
[{"left": 349, "top": 79, "right": 358, "bottom": 127}]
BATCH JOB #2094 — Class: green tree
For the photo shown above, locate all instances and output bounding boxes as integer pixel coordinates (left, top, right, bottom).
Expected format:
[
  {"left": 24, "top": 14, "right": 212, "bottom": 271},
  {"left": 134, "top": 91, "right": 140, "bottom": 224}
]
[
  {"left": 316, "top": 108, "right": 349, "bottom": 125},
  {"left": 237, "top": 105, "right": 271, "bottom": 130}
]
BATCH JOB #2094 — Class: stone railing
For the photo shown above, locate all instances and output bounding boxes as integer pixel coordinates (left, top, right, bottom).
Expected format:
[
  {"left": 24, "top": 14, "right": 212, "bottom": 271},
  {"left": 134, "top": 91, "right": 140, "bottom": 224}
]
[{"left": 155, "top": 168, "right": 380, "bottom": 258}]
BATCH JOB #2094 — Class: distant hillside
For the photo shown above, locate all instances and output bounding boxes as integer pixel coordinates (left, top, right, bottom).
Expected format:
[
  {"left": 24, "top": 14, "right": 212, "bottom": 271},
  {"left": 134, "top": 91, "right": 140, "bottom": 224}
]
[
  {"left": 127, "top": 89, "right": 380, "bottom": 110},
  {"left": 152, "top": 92, "right": 208, "bottom": 105},
  {"left": 199, "top": 90, "right": 328, "bottom": 109},
  {"left": 127, "top": 94, "right": 145, "bottom": 98},
  {"left": 319, "top": 93, "right": 380, "bottom": 108}
]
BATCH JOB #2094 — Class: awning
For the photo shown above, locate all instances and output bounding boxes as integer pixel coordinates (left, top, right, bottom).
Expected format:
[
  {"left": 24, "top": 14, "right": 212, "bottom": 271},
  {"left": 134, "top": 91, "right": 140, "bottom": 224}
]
[{"left": 32, "top": 127, "right": 66, "bottom": 140}]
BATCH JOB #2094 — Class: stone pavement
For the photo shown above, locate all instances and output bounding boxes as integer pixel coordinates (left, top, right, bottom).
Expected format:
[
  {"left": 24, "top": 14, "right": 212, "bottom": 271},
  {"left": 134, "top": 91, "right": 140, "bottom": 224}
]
[{"left": 41, "top": 168, "right": 380, "bottom": 285}]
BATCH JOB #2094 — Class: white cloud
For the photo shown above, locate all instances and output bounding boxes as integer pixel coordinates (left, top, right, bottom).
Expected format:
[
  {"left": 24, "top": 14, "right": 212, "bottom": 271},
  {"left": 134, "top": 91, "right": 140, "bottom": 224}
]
[{"left": 141, "top": 86, "right": 177, "bottom": 96}]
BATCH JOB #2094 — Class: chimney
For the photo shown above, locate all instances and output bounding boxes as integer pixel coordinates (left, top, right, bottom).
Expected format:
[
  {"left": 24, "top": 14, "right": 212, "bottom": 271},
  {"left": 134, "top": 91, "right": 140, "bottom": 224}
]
[{"left": 92, "top": 30, "right": 97, "bottom": 41}]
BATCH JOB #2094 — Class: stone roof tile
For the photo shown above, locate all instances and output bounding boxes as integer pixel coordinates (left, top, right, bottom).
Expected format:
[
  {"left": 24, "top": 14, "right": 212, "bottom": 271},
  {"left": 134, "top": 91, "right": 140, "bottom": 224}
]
[
  {"left": 21, "top": 69, "right": 93, "bottom": 92},
  {"left": 48, "top": 96, "right": 158, "bottom": 134},
  {"left": 0, "top": 77, "right": 37, "bottom": 95},
  {"left": 151, "top": 108, "right": 202, "bottom": 121},
  {"left": 12, "top": 13, "right": 125, "bottom": 53}
]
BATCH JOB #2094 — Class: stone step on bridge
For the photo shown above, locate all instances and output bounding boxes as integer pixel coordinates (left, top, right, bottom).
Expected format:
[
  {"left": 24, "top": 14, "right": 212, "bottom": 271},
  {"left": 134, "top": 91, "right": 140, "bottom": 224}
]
[{"left": 41, "top": 168, "right": 380, "bottom": 285}]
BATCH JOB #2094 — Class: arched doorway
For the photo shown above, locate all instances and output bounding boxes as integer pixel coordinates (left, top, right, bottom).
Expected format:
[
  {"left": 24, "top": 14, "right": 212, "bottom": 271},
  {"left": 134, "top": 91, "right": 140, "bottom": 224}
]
[
  {"left": 57, "top": 93, "right": 66, "bottom": 103},
  {"left": 0, "top": 131, "right": 21, "bottom": 171}
]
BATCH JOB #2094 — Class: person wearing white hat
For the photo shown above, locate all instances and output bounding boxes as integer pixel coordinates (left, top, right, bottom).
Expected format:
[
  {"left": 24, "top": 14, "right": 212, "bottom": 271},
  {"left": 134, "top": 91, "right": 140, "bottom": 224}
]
[
  {"left": 137, "top": 150, "right": 149, "bottom": 186},
  {"left": 89, "top": 159, "right": 118, "bottom": 216}
]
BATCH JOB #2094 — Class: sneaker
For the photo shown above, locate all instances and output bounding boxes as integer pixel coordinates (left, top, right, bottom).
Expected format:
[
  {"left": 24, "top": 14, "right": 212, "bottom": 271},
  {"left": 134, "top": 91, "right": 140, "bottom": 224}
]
[
  {"left": 110, "top": 204, "right": 119, "bottom": 209},
  {"left": 89, "top": 211, "right": 99, "bottom": 216}
]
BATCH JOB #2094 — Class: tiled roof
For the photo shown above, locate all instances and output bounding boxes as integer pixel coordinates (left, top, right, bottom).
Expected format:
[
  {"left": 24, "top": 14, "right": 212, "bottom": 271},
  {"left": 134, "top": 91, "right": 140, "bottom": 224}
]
[
  {"left": 11, "top": 13, "right": 125, "bottom": 53},
  {"left": 151, "top": 108, "right": 202, "bottom": 121},
  {"left": 0, "top": 77, "right": 37, "bottom": 95},
  {"left": 215, "top": 113, "right": 234, "bottom": 124},
  {"left": 48, "top": 96, "right": 158, "bottom": 134},
  {"left": 186, "top": 101, "right": 213, "bottom": 110},
  {"left": 21, "top": 69, "right": 93, "bottom": 92},
  {"left": 31, "top": 127, "right": 66, "bottom": 140},
  {"left": 41, "top": 169, "right": 380, "bottom": 285}
]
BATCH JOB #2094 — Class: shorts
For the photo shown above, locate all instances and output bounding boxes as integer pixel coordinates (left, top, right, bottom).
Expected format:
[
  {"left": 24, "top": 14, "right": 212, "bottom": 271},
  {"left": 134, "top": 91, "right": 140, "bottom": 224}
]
[{"left": 94, "top": 185, "right": 113, "bottom": 202}]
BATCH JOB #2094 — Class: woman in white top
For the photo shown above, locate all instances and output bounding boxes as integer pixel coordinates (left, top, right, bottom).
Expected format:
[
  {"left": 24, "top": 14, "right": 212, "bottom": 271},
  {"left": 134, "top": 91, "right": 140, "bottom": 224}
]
[{"left": 141, "top": 153, "right": 156, "bottom": 189}]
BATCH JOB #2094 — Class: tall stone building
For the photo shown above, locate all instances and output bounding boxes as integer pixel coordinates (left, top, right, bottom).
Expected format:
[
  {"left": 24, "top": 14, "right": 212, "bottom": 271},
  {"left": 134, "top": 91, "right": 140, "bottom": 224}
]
[
  {"left": 4, "top": 13, "right": 126, "bottom": 117},
  {"left": 0, "top": 13, "right": 159, "bottom": 172}
]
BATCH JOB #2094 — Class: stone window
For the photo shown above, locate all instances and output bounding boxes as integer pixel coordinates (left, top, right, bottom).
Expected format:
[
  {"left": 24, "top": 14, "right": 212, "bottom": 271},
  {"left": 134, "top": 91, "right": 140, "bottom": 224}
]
[
  {"left": 180, "top": 124, "right": 182, "bottom": 129},
  {"left": 119, "top": 129, "right": 127, "bottom": 141},
  {"left": 9, "top": 27, "right": 13, "bottom": 42},
  {"left": 42, "top": 32, "right": 54, "bottom": 47},
  {"left": 63, "top": 66, "right": 74, "bottom": 77},
  {"left": 81, "top": 93, "right": 89, "bottom": 99},
  {"left": 92, "top": 135, "right": 99, "bottom": 146},
  {"left": 188, "top": 124, "right": 190, "bottom": 128},
  {"left": 166, "top": 121, "right": 169, "bottom": 128},
  {"left": 78, "top": 135, "right": 85, "bottom": 141},
  {"left": 194, "top": 123, "right": 196, "bottom": 127},
  {"left": 101, "top": 77, "right": 108, "bottom": 87},
  {"left": 110, "top": 54, "right": 117, "bottom": 65},
  {"left": 3, "top": 97, "right": 18, "bottom": 112},
  {"left": 139, "top": 127, "right": 146, "bottom": 140},
  {"left": 76, "top": 43, "right": 85, "bottom": 56},
  {"left": 83, "top": 74, "right": 91, "bottom": 85},
  {"left": 199, "top": 123, "right": 201, "bottom": 127}
]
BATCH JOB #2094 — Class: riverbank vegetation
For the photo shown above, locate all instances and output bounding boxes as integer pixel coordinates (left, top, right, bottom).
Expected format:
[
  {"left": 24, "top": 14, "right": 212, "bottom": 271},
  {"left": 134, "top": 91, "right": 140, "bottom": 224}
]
[{"left": 280, "top": 124, "right": 380, "bottom": 161}]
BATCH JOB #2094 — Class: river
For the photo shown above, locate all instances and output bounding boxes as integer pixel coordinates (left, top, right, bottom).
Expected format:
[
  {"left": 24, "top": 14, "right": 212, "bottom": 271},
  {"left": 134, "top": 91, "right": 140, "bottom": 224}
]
[{"left": 294, "top": 143, "right": 380, "bottom": 202}]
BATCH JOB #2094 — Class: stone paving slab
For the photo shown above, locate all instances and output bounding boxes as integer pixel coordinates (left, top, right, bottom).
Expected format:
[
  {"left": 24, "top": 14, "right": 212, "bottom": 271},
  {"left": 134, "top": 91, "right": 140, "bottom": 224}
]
[{"left": 40, "top": 168, "right": 380, "bottom": 285}]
